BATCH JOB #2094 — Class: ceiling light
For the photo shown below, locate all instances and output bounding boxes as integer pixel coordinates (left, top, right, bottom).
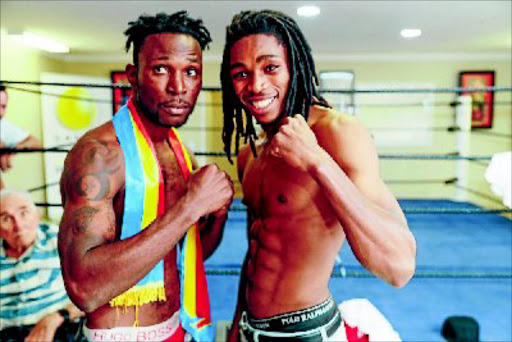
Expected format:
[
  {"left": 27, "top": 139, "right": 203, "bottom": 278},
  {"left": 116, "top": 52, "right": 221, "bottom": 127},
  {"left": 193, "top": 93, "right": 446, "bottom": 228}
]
[
  {"left": 297, "top": 5, "right": 320, "bottom": 17},
  {"left": 9, "top": 31, "right": 69, "bottom": 53},
  {"left": 400, "top": 29, "right": 422, "bottom": 39}
]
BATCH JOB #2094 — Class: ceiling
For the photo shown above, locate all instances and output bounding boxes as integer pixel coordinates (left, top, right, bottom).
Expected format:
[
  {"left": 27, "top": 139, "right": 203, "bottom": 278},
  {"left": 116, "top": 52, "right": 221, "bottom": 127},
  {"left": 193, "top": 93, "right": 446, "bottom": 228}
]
[{"left": 1, "top": 0, "right": 511, "bottom": 61}]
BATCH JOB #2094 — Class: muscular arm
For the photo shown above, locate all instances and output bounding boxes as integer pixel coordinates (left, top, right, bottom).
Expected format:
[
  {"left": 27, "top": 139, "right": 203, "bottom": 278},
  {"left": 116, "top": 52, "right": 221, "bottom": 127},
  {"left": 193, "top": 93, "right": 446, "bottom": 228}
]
[
  {"left": 313, "top": 117, "right": 415, "bottom": 286},
  {"left": 271, "top": 114, "right": 416, "bottom": 287},
  {"left": 59, "top": 136, "right": 200, "bottom": 313}
]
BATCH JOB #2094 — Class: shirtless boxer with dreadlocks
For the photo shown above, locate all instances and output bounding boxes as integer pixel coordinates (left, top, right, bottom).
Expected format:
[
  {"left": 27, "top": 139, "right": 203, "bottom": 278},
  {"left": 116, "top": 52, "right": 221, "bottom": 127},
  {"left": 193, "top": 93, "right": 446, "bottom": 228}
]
[{"left": 221, "top": 10, "right": 416, "bottom": 342}]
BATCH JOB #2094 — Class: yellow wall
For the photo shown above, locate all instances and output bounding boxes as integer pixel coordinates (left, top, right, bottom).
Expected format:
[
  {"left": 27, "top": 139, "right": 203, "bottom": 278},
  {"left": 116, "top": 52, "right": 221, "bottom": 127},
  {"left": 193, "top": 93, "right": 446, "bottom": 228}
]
[
  {"left": 0, "top": 31, "right": 61, "bottom": 206},
  {"left": 316, "top": 59, "right": 511, "bottom": 207},
  {"left": 1, "top": 37, "right": 511, "bottom": 209}
]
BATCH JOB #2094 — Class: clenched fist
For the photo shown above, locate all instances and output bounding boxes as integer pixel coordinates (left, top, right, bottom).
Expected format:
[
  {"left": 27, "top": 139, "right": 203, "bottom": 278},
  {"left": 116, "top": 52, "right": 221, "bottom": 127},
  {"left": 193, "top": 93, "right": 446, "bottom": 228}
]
[
  {"left": 186, "top": 164, "right": 234, "bottom": 219},
  {"left": 269, "top": 114, "right": 323, "bottom": 172}
]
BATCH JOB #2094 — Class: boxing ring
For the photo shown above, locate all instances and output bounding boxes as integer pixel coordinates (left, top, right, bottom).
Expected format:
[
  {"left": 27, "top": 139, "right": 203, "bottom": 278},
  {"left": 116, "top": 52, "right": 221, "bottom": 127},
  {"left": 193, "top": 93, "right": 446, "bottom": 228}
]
[{"left": 1, "top": 80, "right": 511, "bottom": 341}]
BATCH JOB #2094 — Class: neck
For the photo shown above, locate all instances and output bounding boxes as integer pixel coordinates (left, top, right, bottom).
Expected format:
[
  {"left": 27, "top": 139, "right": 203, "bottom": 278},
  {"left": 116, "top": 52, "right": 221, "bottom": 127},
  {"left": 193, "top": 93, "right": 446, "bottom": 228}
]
[{"left": 132, "top": 100, "right": 170, "bottom": 143}]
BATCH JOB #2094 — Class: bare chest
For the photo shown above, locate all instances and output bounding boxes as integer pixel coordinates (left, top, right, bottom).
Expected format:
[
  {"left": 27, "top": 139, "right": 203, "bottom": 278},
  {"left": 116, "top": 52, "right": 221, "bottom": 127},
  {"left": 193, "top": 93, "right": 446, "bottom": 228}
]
[
  {"left": 242, "top": 151, "right": 320, "bottom": 218},
  {"left": 154, "top": 142, "right": 188, "bottom": 209}
]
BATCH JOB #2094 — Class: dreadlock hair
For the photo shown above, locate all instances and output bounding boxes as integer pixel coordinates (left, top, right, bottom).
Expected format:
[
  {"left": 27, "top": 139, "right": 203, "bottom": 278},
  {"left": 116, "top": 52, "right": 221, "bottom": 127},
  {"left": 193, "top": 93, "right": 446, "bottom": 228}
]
[
  {"left": 221, "top": 9, "right": 329, "bottom": 163},
  {"left": 124, "top": 11, "right": 212, "bottom": 66}
]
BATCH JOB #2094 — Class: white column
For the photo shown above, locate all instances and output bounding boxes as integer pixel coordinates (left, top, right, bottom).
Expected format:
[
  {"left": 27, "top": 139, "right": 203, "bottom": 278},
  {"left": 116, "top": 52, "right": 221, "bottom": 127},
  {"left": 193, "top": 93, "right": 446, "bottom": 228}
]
[{"left": 454, "top": 95, "right": 472, "bottom": 201}]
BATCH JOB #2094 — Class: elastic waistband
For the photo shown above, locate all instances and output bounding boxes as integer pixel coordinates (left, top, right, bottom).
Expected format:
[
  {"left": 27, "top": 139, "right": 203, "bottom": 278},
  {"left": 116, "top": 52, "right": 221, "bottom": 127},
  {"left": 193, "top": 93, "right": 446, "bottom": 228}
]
[
  {"left": 83, "top": 311, "right": 182, "bottom": 342},
  {"left": 248, "top": 297, "right": 338, "bottom": 333}
]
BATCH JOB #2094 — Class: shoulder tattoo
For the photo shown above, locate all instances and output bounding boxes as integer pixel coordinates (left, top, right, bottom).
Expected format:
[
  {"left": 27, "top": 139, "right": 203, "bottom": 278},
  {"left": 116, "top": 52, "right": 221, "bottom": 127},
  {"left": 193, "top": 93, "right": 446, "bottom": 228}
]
[{"left": 63, "top": 139, "right": 122, "bottom": 202}]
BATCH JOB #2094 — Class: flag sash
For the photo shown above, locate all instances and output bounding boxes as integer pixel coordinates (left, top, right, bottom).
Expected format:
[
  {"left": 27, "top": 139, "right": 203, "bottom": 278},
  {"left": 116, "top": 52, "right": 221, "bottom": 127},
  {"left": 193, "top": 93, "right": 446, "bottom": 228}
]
[
  {"left": 169, "top": 128, "right": 213, "bottom": 341},
  {"left": 110, "top": 101, "right": 166, "bottom": 315}
]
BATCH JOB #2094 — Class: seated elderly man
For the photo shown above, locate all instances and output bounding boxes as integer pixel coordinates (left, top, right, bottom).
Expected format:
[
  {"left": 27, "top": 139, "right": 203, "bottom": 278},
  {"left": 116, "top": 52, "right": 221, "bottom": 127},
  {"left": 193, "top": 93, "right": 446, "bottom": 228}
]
[{"left": 0, "top": 189, "right": 83, "bottom": 342}]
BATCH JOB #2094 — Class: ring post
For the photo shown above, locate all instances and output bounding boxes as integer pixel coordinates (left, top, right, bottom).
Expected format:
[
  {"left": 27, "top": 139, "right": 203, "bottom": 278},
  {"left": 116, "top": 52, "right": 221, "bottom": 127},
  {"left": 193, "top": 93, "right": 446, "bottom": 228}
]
[{"left": 455, "top": 95, "right": 472, "bottom": 201}]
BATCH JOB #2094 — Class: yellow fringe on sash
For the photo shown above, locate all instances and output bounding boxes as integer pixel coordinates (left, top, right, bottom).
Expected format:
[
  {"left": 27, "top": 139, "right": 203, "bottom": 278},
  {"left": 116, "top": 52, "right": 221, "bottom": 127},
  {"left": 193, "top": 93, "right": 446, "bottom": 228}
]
[
  {"left": 109, "top": 282, "right": 166, "bottom": 326},
  {"left": 110, "top": 282, "right": 166, "bottom": 307}
]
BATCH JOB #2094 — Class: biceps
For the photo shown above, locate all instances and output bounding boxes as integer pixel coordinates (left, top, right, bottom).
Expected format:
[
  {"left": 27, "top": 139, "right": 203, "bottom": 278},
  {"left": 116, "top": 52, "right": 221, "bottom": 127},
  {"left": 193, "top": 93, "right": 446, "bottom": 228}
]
[
  {"left": 351, "top": 171, "right": 405, "bottom": 221},
  {"left": 59, "top": 202, "right": 116, "bottom": 261}
]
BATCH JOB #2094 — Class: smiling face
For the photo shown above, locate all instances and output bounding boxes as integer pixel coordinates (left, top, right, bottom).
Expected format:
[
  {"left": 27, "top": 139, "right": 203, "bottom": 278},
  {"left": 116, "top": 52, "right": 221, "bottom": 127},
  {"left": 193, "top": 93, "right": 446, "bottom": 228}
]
[
  {"left": 127, "top": 32, "right": 203, "bottom": 128},
  {"left": 229, "top": 34, "right": 290, "bottom": 125},
  {"left": 0, "top": 193, "right": 40, "bottom": 257}
]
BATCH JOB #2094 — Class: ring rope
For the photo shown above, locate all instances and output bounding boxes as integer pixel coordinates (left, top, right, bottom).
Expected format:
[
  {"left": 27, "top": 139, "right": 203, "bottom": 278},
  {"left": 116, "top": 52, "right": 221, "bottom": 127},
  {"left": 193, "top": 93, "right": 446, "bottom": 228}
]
[
  {"left": 31, "top": 202, "right": 512, "bottom": 214},
  {"left": 331, "top": 100, "right": 512, "bottom": 107},
  {"left": 177, "top": 127, "right": 511, "bottom": 140},
  {"left": 466, "top": 159, "right": 492, "bottom": 167},
  {"left": 27, "top": 181, "right": 60, "bottom": 193},
  {"left": 447, "top": 183, "right": 508, "bottom": 205},
  {"left": 469, "top": 130, "right": 512, "bottom": 139},
  {"left": 4, "top": 85, "right": 117, "bottom": 104},
  {"left": 227, "top": 205, "right": 512, "bottom": 214},
  {"left": 204, "top": 269, "right": 512, "bottom": 279},
  {"left": 371, "top": 126, "right": 458, "bottom": 132},
  {"left": 176, "top": 126, "right": 460, "bottom": 133},
  {"left": 24, "top": 177, "right": 456, "bottom": 194},
  {"left": 378, "top": 153, "right": 491, "bottom": 161},
  {"left": 3, "top": 85, "right": 222, "bottom": 108},
  {"left": 25, "top": 177, "right": 455, "bottom": 194},
  {"left": 2, "top": 80, "right": 511, "bottom": 93},
  {"left": 387, "top": 178, "right": 456, "bottom": 185},
  {"left": 5, "top": 84, "right": 512, "bottom": 109},
  {"left": 0, "top": 147, "right": 71, "bottom": 153},
  {"left": 0, "top": 147, "right": 496, "bottom": 161}
]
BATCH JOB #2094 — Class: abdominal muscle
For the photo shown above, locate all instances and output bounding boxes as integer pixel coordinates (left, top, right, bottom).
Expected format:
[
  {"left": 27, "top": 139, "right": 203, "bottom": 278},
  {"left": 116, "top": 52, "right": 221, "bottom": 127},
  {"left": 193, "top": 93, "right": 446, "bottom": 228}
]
[{"left": 246, "top": 213, "right": 344, "bottom": 319}]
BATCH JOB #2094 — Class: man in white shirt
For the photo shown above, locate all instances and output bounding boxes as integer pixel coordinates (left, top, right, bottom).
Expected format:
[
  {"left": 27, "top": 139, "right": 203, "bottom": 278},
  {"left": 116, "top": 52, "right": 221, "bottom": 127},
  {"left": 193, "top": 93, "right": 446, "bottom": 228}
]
[{"left": 0, "top": 85, "right": 42, "bottom": 188}]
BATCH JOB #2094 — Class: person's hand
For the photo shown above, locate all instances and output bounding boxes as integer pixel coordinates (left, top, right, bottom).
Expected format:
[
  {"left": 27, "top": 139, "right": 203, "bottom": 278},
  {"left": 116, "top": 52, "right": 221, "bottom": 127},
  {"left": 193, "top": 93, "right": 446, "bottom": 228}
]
[
  {"left": 186, "top": 164, "right": 234, "bottom": 219},
  {"left": 0, "top": 141, "right": 13, "bottom": 171},
  {"left": 0, "top": 140, "right": 14, "bottom": 171},
  {"left": 269, "top": 114, "right": 323, "bottom": 172},
  {"left": 0, "top": 154, "right": 13, "bottom": 171},
  {"left": 24, "top": 312, "right": 63, "bottom": 342}
]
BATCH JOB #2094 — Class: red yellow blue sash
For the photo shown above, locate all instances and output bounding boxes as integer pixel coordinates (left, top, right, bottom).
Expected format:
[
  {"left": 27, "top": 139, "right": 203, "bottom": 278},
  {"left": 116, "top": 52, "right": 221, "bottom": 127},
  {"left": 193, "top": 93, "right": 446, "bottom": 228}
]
[
  {"left": 111, "top": 100, "right": 212, "bottom": 339},
  {"left": 110, "top": 100, "right": 166, "bottom": 322},
  {"left": 169, "top": 129, "right": 213, "bottom": 341}
]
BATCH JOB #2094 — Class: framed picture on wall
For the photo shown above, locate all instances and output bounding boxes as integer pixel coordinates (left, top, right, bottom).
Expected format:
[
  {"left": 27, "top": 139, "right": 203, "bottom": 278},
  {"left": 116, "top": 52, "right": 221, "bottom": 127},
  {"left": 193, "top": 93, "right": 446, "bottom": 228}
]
[
  {"left": 458, "top": 71, "right": 495, "bottom": 129},
  {"left": 111, "top": 71, "right": 132, "bottom": 115}
]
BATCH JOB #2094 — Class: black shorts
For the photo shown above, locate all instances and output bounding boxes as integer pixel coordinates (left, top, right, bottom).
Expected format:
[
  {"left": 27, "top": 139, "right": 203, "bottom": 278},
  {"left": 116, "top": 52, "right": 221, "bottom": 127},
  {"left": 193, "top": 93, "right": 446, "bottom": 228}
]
[{"left": 240, "top": 297, "right": 342, "bottom": 341}]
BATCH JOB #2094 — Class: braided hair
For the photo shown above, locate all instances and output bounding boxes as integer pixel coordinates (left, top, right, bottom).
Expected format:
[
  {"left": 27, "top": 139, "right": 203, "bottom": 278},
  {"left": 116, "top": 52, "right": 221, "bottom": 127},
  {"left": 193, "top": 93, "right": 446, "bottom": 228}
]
[
  {"left": 221, "top": 10, "right": 329, "bottom": 162},
  {"left": 125, "top": 11, "right": 212, "bottom": 66}
]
